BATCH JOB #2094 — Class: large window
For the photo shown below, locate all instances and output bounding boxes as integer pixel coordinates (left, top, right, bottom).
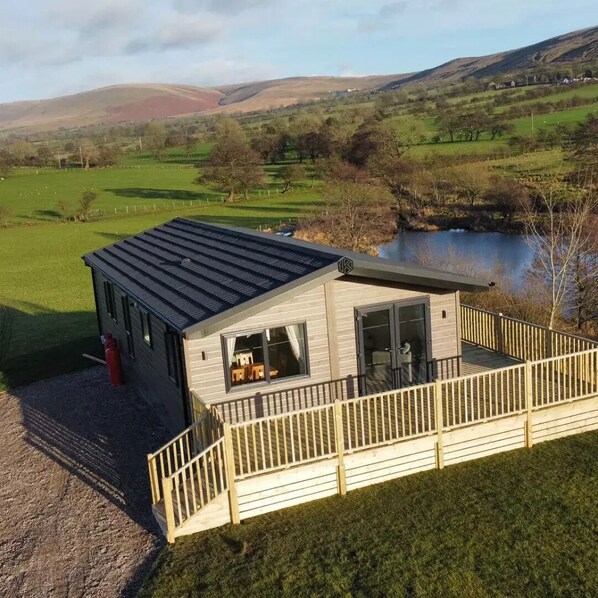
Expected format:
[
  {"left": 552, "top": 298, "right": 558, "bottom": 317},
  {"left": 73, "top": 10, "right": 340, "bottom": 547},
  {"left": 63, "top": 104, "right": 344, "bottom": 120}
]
[
  {"left": 140, "top": 309, "right": 153, "bottom": 348},
  {"left": 223, "top": 323, "right": 308, "bottom": 389},
  {"left": 104, "top": 281, "right": 117, "bottom": 321},
  {"left": 121, "top": 294, "right": 135, "bottom": 358}
]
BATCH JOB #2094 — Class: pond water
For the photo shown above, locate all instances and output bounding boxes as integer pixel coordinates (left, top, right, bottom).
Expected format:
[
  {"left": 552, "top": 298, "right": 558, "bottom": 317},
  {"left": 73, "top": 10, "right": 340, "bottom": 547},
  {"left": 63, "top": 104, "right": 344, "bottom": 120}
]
[{"left": 378, "top": 230, "right": 536, "bottom": 289}]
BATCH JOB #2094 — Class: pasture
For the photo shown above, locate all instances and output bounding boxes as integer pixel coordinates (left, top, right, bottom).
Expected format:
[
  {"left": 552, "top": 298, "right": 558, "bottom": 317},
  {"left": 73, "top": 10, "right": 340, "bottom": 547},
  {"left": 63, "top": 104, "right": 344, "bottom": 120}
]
[
  {"left": 0, "top": 192, "right": 321, "bottom": 390},
  {"left": 140, "top": 431, "right": 598, "bottom": 597}
]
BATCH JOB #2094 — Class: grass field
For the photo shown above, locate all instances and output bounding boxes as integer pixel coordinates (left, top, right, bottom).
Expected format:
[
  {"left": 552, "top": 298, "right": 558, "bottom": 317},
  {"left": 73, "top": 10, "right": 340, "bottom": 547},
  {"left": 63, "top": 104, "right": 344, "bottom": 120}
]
[
  {"left": 139, "top": 431, "right": 598, "bottom": 597},
  {"left": 0, "top": 84, "right": 593, "bottom": 390}
]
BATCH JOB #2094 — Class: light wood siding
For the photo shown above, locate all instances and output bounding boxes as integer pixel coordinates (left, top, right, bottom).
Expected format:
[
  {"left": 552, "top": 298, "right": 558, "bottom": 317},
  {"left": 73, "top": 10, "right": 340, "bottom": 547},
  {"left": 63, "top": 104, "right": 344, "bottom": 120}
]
[
  {"left": 532, "top": 398, "right": 598, "bottom": 443},
  {"left": 92, "top": 269, "right": 186, "bottom": 434},
  {"left": 344, "top": 436, "right": 437, "bottom": 492},
  {"left": 331, "top": 278, "right": 459, "bottom": 380},
  {"left": 236, "top": 461, "right": 338, "bottom": 520},
  {"left": 186, "top": 286, "right": 331, "bottom": 405},
  {"left": 187, "top": 278, "right": 459, "bottom": 408}
]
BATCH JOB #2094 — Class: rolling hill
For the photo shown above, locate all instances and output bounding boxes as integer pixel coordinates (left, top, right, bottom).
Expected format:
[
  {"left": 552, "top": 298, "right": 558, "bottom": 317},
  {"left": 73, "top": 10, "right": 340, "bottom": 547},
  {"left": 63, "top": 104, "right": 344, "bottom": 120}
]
[{"left": 0, "top": 26, "right": 596, "bottom": 133}]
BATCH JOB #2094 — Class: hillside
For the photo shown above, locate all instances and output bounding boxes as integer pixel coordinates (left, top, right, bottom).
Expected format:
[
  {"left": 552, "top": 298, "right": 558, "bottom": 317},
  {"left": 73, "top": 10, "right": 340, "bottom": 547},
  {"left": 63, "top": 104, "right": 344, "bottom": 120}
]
[
  {"left": 0, "top": 84, "right": 225, "bottom": 133},
  {"left": 383, "top": 26, "right": 598, "bottom": 89},
  {"left": 0, "top": 26, "right": 596, "bottom": 133}
]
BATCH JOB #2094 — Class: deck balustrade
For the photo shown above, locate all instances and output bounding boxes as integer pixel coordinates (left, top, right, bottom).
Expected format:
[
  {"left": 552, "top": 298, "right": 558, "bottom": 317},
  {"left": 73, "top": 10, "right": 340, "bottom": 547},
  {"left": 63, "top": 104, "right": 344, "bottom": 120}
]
[{"left": 148, "top": 305, "right": 598, "bottom": 541}]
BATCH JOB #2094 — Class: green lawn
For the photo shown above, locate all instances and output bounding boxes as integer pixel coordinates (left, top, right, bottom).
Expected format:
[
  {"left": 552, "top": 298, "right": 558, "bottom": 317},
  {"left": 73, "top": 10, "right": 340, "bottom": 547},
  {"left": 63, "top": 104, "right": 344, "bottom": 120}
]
[
  {"left": 140, "top": 431, "right": 598, "bottom": 597},
  {"left": 0, "top": 192, "right": 321, "bottom": 390}
]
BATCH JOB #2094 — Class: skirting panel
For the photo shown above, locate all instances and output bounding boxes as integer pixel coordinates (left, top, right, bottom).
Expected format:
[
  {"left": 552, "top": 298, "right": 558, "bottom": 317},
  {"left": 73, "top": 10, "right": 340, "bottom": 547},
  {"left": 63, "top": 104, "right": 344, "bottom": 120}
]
[
  {"left": 237, "top": 460, "right": 339, "bottom": 519},
  {"left": 344, "top": 436, "right": 437, "bottom": 492},
  {"left": 443, "top": 415, "right": 526, "bottom": 466},
  {"left": 533, "top": 396, "right": 598, "bottom": 443}
]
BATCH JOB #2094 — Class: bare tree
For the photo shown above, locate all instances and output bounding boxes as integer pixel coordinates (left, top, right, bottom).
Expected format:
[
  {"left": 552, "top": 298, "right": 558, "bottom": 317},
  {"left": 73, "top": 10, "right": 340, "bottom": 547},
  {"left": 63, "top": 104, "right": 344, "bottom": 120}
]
[
  {"left": 296, "top": 178, "right": 395, "bottom": 254},
  {"left": 201, "top": 120, "right": 265, "bottom": 202},
  {"left": 523, "top": 180, "right": 598, "bottom": 329},
  {"left": 276, "top": 163, "right": 307, "bottom": 193}
]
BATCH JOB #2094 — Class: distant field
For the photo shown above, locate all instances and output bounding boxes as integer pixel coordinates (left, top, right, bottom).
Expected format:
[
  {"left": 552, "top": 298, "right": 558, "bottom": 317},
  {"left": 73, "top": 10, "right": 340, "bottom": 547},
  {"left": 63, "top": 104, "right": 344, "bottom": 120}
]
[
  {"left": 0, "top": 192, "right": 322, "bottom": 390},
  {"left": 512, "top": 103, "right": 598, "bottom": 134},
  {"left": 0, "top": 144, "right": 321, "bottom": 226}
]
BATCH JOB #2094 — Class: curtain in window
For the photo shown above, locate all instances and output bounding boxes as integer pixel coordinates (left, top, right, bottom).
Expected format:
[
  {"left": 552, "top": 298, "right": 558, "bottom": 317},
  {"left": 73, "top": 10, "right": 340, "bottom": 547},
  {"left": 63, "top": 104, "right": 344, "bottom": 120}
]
[
  {"left": 285, "top": 324, "right": 303, "bottom": 364},
  {"left": 227, "top": 336, "right": 237, "bottom": 365}
]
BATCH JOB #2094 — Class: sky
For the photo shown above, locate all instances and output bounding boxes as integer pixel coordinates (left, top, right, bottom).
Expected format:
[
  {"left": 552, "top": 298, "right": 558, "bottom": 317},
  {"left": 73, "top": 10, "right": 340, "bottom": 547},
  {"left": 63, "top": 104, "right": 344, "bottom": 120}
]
[{"left": 1, "top": 0, "right": 595, "bottom": 103}]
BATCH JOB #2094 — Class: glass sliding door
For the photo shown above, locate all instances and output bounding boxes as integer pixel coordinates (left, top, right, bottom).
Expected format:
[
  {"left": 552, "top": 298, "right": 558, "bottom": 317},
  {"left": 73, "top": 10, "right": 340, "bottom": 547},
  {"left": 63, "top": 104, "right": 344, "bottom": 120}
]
[
  {"left": 396, "top": 303, "right": 428, "bottom": 386},
  {"left": 356, "top": 306, "right": 395, "bottom": 395},
  {"left": 356, "top": 300, "right": 430, "bottom": 395}
]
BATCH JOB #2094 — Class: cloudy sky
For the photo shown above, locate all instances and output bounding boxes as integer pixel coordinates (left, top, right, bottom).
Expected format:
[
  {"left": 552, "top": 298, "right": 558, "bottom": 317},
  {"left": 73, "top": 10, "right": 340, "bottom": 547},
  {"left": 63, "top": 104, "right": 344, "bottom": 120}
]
[{"left": 1, "top": 0, "right": 594, "bottom": 103}]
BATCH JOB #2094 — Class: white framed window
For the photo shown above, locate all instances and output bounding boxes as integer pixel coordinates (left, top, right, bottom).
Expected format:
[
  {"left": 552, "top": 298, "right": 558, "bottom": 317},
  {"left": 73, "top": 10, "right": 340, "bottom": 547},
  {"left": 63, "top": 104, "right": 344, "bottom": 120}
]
[{"left": 223, "top": 323, "right": 308, "bottom": 390}]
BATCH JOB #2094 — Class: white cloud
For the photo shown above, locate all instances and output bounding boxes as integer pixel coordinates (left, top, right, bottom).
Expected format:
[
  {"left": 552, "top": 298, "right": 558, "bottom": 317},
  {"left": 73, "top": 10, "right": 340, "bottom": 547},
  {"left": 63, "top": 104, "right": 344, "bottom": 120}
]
[{"left": 0, "top": 0, "right": 593, "bottom": 102}]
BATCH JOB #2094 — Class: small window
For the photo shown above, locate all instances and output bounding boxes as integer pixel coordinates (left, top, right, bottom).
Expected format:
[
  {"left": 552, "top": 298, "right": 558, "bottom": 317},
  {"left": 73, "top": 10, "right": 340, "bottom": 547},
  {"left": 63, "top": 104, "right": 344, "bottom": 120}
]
[
  {"left": 104, "top": 281, "right": 117, "bottom": 321},
  {"left": 140, "top": 309, "right": 153, "bottom": 348},
  {"left": 223, "top": 323, "right": 308, "bottom": 389},
  {"left": 121, "top": 294, "right": 135, "bottom": 358},
  {"left": 165, "top": 329, "right": 180, "bottom": 386}
]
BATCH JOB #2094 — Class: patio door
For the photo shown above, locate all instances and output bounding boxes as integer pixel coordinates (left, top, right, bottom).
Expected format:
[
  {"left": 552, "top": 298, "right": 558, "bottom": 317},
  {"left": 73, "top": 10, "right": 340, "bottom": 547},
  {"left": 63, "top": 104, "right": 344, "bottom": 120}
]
[{"left": 355, "top": 301, "right": 430, "bottom": 395}]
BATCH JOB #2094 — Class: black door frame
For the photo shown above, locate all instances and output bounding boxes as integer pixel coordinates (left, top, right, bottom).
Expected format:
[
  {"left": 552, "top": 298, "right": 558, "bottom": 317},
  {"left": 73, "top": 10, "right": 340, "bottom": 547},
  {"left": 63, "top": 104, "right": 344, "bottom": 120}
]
[{"left": 355, "top": 298, "right": 432, "bottom": 395}]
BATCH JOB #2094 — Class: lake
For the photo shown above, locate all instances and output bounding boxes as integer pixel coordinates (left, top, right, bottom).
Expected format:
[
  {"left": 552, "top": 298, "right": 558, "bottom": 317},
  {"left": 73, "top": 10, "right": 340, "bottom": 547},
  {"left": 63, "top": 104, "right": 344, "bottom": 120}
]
[{"left": 378, "top": 230, "right": 536, "bottom": 289}]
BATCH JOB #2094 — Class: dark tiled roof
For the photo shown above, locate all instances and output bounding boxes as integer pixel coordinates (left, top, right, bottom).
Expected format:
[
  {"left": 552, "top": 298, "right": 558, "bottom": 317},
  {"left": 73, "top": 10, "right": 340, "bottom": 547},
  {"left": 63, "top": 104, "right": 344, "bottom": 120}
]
[
  {"left": 83, "top": 218, "right": 341, "bottom": 331},
  {"left": 83, "top": 218, "right": 491, "bottom": 333}
]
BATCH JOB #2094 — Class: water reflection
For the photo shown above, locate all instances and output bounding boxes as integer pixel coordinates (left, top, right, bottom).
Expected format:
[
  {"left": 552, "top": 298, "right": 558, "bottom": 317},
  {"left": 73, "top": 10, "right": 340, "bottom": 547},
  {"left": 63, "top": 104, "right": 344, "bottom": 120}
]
[{"left": 379, "top": 230, "right": 536, "bottom": 289}]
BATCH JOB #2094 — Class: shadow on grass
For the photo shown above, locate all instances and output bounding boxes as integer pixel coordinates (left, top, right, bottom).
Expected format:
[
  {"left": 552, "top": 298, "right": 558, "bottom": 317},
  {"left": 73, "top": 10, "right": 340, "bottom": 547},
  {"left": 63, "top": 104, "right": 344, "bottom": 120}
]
[{"left": 106, "top": 188, "right": 216, "bottom": 202}]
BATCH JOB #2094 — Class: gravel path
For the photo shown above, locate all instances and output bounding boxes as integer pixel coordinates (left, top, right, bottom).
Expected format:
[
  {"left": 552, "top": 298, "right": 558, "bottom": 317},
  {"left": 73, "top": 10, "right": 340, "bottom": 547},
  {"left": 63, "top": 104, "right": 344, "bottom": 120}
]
[{"left": 0, "top": 367, "right": 170, "bottom": 597}]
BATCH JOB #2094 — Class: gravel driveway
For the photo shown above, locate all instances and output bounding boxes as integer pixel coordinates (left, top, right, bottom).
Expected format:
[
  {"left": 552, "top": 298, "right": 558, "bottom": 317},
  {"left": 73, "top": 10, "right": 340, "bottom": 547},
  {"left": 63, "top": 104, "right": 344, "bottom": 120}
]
[{"left": 0, "top": 367, "right": 170, "bottom": 597}]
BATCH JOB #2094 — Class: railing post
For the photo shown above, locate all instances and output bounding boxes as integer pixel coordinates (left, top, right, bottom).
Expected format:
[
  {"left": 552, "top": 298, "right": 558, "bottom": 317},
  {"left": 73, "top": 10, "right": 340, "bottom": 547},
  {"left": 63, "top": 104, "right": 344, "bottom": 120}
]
[
  {"left": 434, "top": 379, "right": 444, "bottom": 469},
  {"left": 495, "top": 312, "right": 504, "bottom": 354},
  {"left": 223, "top": 423, "right": 241, "bottom": 524},
  {"left": 147, "top": 454, "right": 160, "bottom": 504},
  {"left": 162, "top": 476, "right": 176, "bottom": 544},
  {"left": 545, "top": 327, "right": 553, "bottom": 359},
  {"left": 333, "top": 400, "right": 347, "bottom": 496},
  {"left": 524, "top": 361, "right": 534, "bottom": 448}
]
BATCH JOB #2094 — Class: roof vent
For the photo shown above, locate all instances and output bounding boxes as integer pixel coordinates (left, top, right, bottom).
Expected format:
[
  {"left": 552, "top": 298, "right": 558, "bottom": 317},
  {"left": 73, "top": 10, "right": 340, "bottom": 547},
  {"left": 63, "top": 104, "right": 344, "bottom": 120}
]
[{"left": 180, "top": 258, "right": 192, "bottom": 266}]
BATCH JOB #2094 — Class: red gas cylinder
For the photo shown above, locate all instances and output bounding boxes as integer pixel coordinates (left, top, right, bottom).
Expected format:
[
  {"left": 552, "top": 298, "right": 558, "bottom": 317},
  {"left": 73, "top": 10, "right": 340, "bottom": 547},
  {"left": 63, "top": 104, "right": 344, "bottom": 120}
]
[{"left": 103, "top": 334, "right": 124, "bottom": 386}]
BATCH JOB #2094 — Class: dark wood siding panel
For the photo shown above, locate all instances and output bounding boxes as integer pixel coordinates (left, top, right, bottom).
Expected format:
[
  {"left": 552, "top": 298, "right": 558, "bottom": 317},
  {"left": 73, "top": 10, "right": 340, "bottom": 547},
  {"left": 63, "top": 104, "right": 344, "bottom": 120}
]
[{"left": 92, "top": 268, "right": 186, "bottom": 434}]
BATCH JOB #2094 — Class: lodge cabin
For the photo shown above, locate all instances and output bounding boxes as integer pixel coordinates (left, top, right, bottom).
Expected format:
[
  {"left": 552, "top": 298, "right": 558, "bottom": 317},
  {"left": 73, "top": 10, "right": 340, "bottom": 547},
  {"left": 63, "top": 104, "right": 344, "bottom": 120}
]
[
  {"left": 83, "top": 219, "right": 598, "bottom": 543},
  {"left": 83, "top": 218, "right": 490, "bottom": 433}
]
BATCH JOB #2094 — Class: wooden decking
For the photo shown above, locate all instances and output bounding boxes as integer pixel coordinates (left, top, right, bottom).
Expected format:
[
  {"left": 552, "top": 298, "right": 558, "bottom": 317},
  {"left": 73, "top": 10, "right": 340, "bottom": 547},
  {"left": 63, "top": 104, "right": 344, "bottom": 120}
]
[{"left": 461, "top": 342, "right": 521, "bottom": 376}]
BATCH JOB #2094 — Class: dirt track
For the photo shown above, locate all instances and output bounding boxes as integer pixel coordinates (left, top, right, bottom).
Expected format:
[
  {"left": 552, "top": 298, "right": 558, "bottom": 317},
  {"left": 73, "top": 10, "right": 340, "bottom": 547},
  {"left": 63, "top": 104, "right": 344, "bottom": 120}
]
[{"left": 0, "top": 367, "right": 169, "bottom": 597}]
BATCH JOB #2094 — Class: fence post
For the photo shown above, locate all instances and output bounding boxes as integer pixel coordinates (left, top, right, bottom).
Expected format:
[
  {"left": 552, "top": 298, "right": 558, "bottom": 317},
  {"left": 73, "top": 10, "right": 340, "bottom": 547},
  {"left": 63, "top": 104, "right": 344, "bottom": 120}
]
[
  {"left": 434, "top": 379, "right": 444, "bottom": 469},
  {"left": 545, "top": 327, "right": 553, "bottom": 359},
  {"left": 524, "top": 361, "right": 534, "bottom": 448},
  {"left": 162, "top": 476, "right": 176, "bottom": 544},
  {"left": 223, "top": 423, "right": 241, "bottom": 524},
  {"left": 333, "top": 401, "right": 347, "bottom": 496},
  {"left": 147, "top": 454, "right": 160, "bottom": 504},
  {"left": 495, "top": 312, "right": 504, "bottom": 354}
]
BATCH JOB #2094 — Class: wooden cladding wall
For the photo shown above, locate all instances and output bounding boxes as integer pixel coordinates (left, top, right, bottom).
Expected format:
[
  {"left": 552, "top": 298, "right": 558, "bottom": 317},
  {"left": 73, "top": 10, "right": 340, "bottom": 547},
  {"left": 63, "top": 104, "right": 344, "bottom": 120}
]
[
  {"left": 187, "top": 278, "right": 460, "bottom": 418},
  {"left": 92, "top": 269, "right": 186, "bottom": 433},
  {"left": 331, "top": 279, "right": 459, "bottom": 380}
]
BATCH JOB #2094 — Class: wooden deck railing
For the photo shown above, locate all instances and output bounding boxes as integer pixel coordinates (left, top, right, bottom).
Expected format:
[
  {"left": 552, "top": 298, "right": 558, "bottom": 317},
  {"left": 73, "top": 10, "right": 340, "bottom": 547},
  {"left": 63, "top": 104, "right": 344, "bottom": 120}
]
[
  {"left": 342, "top": 383, "right": 436, "bottom": 451},
  {"left": 461, "top": 305, "right": 597, "bottom": 361},
  {"left": 230, "top": 403, "right": 337, "bottom": 478},
  {"left": 162, "top": 438, "right": 228, "bottom": 534},
  {"left": 150, "top": 306, "right": 598, "bottom": 542},
  {"left": 147, "top": 407, "right": 223, "bottom": 504},
  {"left": 226, "top": 347, "right": 598, "bottom": 479}
]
